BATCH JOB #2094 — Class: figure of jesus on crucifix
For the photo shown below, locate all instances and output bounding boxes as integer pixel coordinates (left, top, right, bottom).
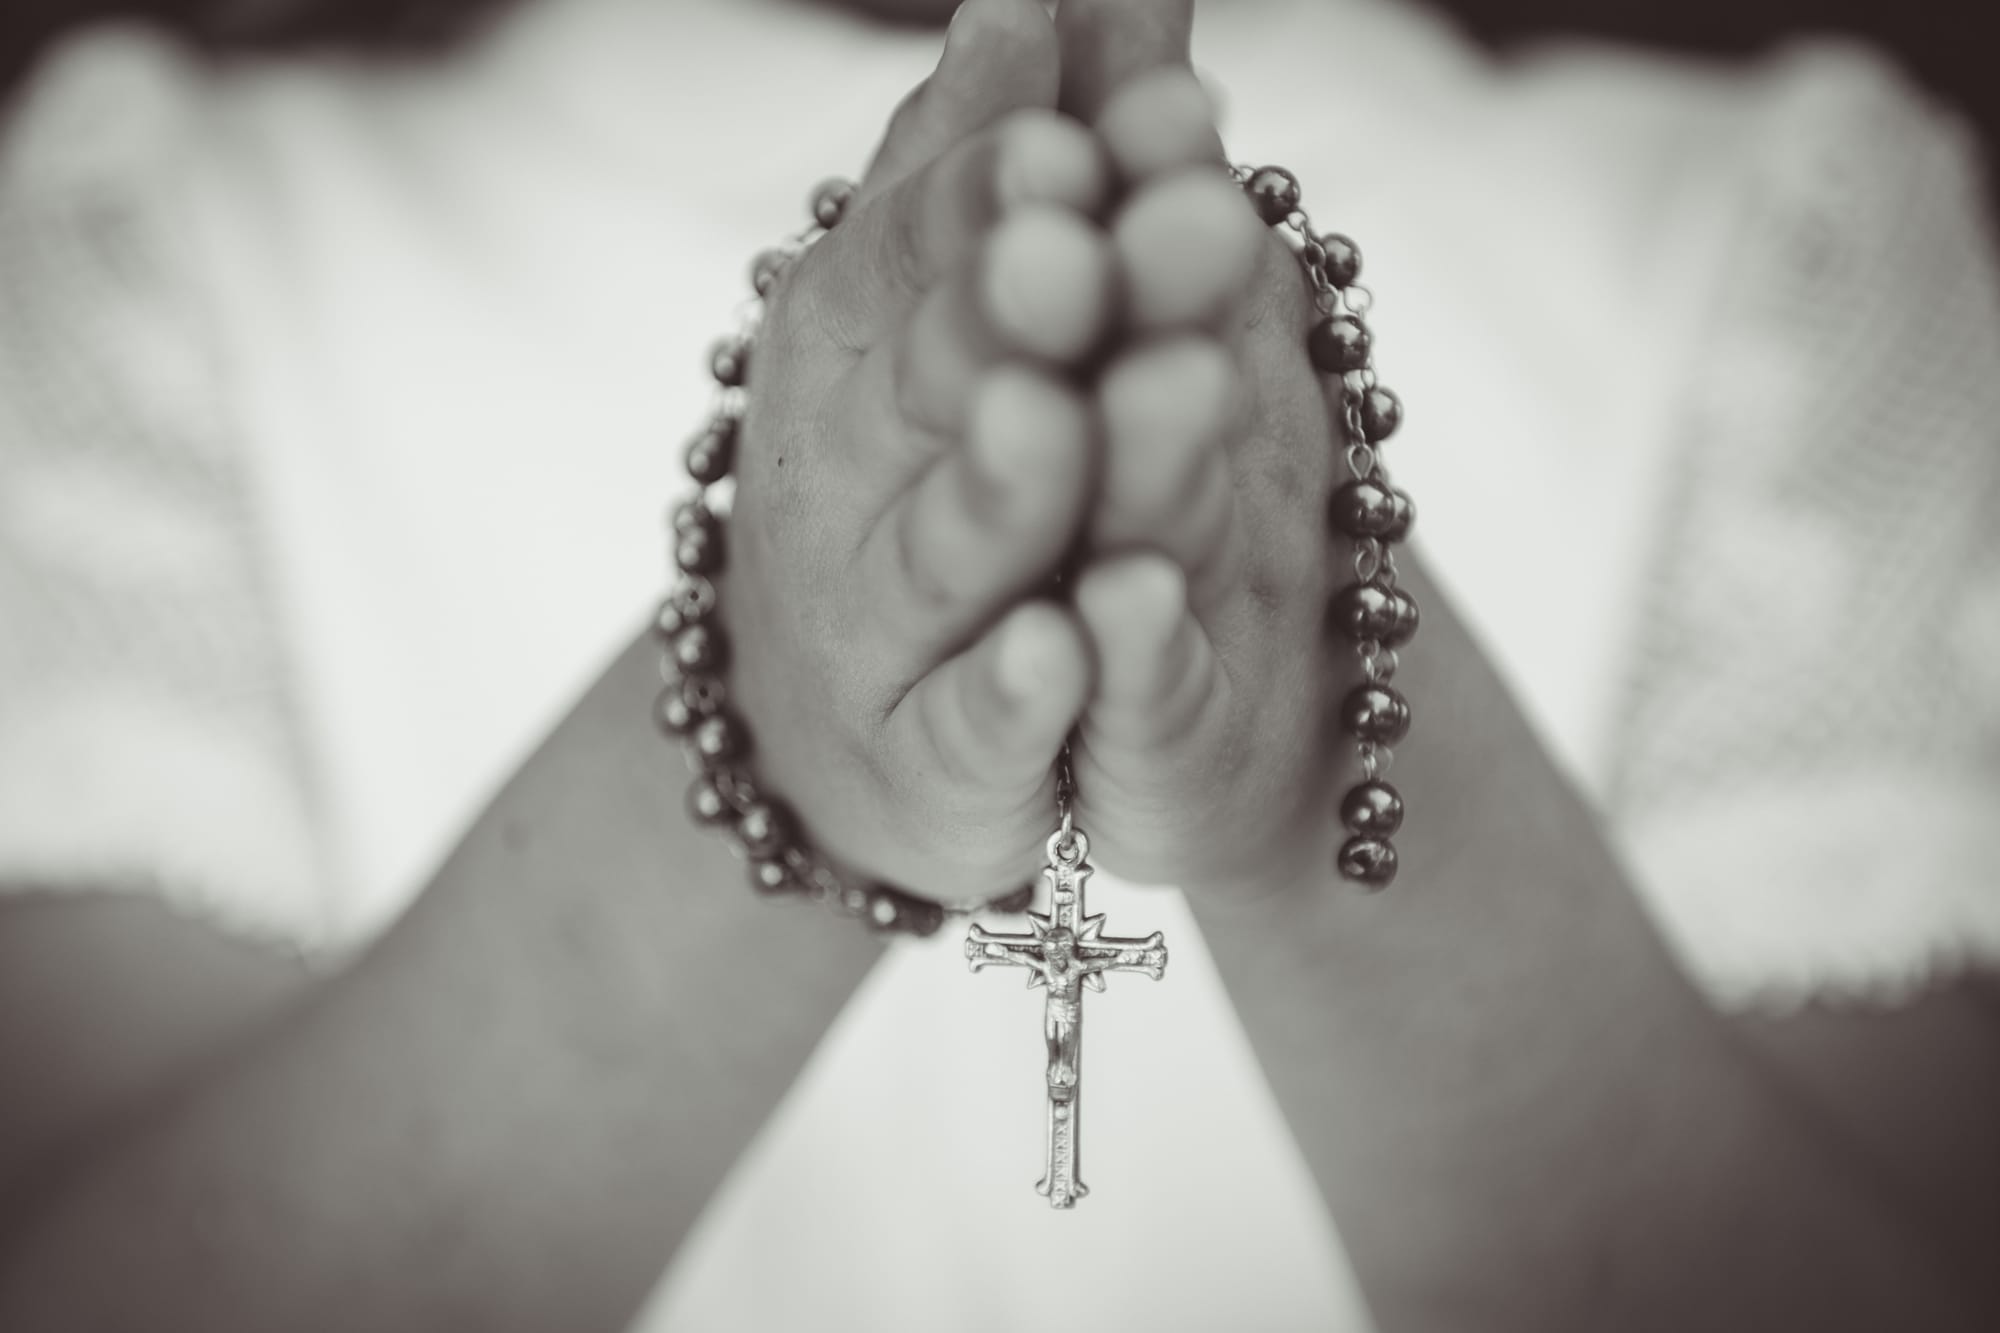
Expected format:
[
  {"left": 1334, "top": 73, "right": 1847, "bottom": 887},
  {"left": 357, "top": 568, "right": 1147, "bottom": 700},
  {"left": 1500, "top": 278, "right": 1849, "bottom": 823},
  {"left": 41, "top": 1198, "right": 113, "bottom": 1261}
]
[{"left": 966, "top": 830, "right": 1167, "bottom": 1208}]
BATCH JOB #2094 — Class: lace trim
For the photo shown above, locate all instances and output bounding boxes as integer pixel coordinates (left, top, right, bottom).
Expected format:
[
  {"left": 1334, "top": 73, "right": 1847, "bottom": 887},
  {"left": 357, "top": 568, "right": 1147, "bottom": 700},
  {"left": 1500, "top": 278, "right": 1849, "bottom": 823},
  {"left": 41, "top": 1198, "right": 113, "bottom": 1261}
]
[
  {"left": 0, "top": 24, "right": 334, "bottom": 956},
  {"left": 1606, "top": 43, "right": 2000, "bottom": 1013},
  {"left": 1622, "top": 771, "right": 2000, "bottom": 1014}
]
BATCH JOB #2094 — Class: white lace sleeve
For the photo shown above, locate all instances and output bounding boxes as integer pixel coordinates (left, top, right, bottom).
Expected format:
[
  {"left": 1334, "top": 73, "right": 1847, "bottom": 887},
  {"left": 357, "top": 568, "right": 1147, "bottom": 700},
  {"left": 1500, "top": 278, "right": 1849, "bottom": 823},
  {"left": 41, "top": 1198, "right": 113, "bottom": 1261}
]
[
  {"left": 0, "top": 27, "right": 333, "bottom": 953},
  {"left": 1608, "top": 44, "right": 2000, "bottom": 1013}
]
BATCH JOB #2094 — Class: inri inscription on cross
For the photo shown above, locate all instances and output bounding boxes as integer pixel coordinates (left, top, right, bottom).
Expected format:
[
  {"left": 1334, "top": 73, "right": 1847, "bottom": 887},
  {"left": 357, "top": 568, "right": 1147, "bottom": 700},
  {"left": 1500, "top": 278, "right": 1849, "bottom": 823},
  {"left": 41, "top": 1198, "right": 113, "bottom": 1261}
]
[{"left": 965, "top": 830, "right": 1167, "bottom": 1208}]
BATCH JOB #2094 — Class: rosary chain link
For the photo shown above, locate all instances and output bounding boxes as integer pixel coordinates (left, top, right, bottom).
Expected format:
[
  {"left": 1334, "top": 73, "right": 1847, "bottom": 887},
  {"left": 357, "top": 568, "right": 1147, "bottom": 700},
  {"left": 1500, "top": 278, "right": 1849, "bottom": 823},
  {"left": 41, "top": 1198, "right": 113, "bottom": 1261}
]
[{"left": 1236, "top": 161, "right": 1414, "bottom": 889}]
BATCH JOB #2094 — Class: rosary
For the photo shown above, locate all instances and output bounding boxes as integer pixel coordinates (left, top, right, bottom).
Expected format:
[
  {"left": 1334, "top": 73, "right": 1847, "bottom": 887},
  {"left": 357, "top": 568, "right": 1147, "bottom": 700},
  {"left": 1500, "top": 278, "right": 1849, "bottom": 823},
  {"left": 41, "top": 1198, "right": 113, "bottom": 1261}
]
[{"left": 657, "top": 163, "right": 1415, "bottom": 1208}]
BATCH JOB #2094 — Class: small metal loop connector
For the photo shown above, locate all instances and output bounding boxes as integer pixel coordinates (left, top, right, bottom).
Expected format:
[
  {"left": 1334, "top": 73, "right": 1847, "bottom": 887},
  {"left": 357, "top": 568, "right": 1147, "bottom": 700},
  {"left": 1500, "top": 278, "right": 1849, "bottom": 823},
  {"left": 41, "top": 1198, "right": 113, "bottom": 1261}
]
[
  {"left": 1048, "top": 827, "right": 1090, "bottom": 869},
  {"left": 1345, "top": 442, "right": 1378, "bottom": 480},
  {"left": 1361, "top": 645, "right": 1400, "bottom": 684},
  {"left": 1052, "top": 749, "right": 1078, "bottom": 856},
  {"left": 1342, "top": 284, "right": 1376, "bottom": 316},
  {"left": 1353, "top": 539, "right": 1385, "bottom": 584},
  {"left": 1357, "top": 741, "right": 1393, "bottom": 781}
]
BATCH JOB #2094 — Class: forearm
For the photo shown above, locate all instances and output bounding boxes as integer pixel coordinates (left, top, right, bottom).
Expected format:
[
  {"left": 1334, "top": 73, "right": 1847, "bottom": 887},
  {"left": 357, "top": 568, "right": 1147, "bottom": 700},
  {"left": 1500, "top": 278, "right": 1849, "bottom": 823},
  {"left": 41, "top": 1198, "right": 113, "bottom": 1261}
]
[
  {"left": 0, "top": 627, "right": 883, "bottom": 1332},
  {"left": 1190, "top": 560, "right": 1977, "bottom": 1332}
]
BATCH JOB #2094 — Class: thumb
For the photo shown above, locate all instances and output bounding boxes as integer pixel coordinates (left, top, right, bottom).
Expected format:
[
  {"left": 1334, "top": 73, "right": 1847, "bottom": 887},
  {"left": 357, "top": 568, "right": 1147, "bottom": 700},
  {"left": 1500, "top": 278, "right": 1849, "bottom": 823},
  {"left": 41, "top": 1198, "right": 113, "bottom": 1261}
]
[
  {"left": 1055, "top": 0, "right": 1195, "bottom": 123},
  {"left": 860, "top": 0, "right": 1061, "bottom": 202}
]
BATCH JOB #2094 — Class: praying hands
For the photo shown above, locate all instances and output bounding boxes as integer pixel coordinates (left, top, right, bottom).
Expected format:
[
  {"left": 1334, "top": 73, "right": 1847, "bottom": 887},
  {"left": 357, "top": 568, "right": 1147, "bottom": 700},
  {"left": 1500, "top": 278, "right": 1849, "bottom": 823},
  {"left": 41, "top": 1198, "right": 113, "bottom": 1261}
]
[
  {"left": 718, "top": 0, "right": 1354, "bottom": 905},
  {"left": 0, "top": 2, "right": 1992, "bottom": 1331}
]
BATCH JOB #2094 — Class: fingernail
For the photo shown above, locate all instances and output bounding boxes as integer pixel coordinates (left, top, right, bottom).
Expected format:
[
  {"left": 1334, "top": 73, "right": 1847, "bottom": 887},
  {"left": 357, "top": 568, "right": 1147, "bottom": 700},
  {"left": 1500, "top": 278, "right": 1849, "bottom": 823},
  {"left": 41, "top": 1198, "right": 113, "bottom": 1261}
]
[
  {"left": 1121, "top": 557, "right": 1188, "bottom": 650},
  {"left": 968, "top": 369, "right": 1077, "bottom": 484},
  {"left": 940, "top": 0, "right": 984, "bottom": 70},
  {"left": 1081, "top": 555, "right": 1186, "bottom": 655},
  {"left": 997, "top": 611, "right": 1061, "bottom": 703}
]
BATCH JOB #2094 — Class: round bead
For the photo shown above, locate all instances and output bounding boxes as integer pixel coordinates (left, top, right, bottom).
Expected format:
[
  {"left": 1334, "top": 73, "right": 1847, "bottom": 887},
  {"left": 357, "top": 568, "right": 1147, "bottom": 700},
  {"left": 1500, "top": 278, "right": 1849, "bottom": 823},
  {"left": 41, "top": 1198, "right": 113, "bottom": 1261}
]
[
  {"left": 1318, "top": 233, "right": 1362, "bottom": 288},
  {"left": 736, "top": 799, "right": 795, "bottom": 860},
  {"left": 1339, "top": 780, "right": 1404, "bottom": 836},
  {"left": 655, "top": 597, "right": 690, "bottom": 642},
  {"left": 681, "top": 674, "right": 726, "bottom": 716},
  {"left": 867, "top": 886, "right": 945, "bottom": 937},
  {"left": 686, "top": 775, "right": 734, "bottom": 828},
  {"left": 672, "top": 499, "right": 716, "bottom": 539},
  {"left": 1330, "top": 581, "right": 1399, "bottom": 641},
  {"left": 1308, "top": 316, "right": 1372, "bottom": 375},
  {"left": 749, "top": 858, "right": 804, "bottom": 896},
  {"left": 1339, "top": 682, "right": 1410, "bottom": 745},
  {"left": 1381, "top": 488, "right": 1416, "bottom": 544},
  {"left": 673, "top": 621, "right": 728, "bottom": 675},
  {"left": 692, "top": 711, "right": 747, "bottom": 765},
  {"left": 1329, "top": 478, "right": 1398, "bottom": 538},
  {"left": 655, "top": 674, "right": 722, "bottom": 735},
  {"left": 654, "top": 684, "right": 699, "bottom": 737},
  {"left": 749, "top": 247, "right": 792, "bottom": 297},
  {"left": 670, "top": 575, "right": 717, "bottom": 622},
  {"left": 1358, "top": 387, "right": 1402, "bottom": 442},
  {"left": 684, "top": 420, "right": 737, "bottom": 486},
  {"left": 1336, "top": 835, "right": 1398, "bottom": 889},
  {"left": 1386, "top": 588, "right": 1419, "bottom": 647},
  {"left": 710, "top": 336, "right": 750, "bottom": 388},
  {"left": 674, "top": 523, "right": 724, "bottom": 576},
  {"left": 1244, "top": 166, "right": 1302, "bottom": 226},
  {"left": 810, "top": 178, "right": 856, "bottom": 230}
]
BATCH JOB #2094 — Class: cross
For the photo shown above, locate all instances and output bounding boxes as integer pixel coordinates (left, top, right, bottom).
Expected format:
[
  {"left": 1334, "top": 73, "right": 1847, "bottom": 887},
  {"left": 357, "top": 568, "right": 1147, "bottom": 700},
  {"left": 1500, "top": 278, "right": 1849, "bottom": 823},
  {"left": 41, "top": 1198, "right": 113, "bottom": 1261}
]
[{"left": 965, "top": 829, "right": 1167, "bottom": 1208}]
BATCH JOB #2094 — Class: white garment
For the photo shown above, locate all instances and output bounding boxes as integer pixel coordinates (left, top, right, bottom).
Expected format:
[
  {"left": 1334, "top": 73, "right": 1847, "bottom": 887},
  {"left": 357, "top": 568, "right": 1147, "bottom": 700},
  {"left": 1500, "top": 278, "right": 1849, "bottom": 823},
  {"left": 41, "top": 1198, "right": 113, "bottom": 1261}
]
[{"left": 3, "top": 0, "right": 1998, "bottom": 1328}]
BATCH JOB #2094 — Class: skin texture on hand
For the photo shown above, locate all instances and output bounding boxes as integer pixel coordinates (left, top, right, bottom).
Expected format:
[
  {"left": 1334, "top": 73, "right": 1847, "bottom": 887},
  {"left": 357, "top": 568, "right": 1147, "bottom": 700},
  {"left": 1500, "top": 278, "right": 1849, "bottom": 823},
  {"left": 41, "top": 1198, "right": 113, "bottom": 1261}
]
[
  {"left": 720, "top": 0, "right": 1110, "bottom": 900},
  {"left": 723, "top": 0, "right": 1365, "bottom": 906}
]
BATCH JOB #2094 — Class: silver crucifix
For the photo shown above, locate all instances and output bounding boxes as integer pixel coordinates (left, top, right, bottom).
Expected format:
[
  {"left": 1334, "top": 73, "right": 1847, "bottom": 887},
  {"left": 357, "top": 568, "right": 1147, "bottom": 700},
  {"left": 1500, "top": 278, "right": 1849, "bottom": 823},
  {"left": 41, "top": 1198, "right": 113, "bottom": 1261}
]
[{"left": 964, "top": 825, "right": 1167, "bottom": 1208}]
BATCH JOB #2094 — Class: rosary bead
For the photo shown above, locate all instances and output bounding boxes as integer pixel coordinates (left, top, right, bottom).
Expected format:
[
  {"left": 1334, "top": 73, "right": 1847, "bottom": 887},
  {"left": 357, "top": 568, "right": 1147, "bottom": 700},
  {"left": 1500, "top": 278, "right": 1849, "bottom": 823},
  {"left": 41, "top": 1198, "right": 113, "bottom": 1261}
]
[
  {"left": 710, "top": 336, "right": 750, "bottom": 388},
  {"left": 1358, "top": 387, "right": 1403, "bottom": 442},
  {"left": 866, "top": 886, "right": 945, "bottom": 937},
  {"left": 1308, "top": 315, "right": 1372, "bottom": 375},
  {"left": 736, "top": 799, "right": 795, "bottom": 861},
  {"left": 1330, "top": 581, "right": 1400, "bottom": 641},
  {"left": 692, "top": 710, "right": 748, "bottom": 765},
  {"left": 654, "top": 684, "right": 698, "bottom": 737},
  {"left": 1340, "top": 682, "right": 1411, "bottom": 745},
  {"left": 1381, "top": 487, "right": 1416, "bottom": 544},
  {"left": 674, "top": 524, "right": 725, "bottom": 576},
  {"left": 670, "top": 576, "right": 717, "bottom": 625},
  {"left": 1385, "top": 587, "right": 1419, "bottom": 647},
  {"left": 672, "top": 505, "right": 725, "bottom": 576},
  {"left": 1339, "top": 779, "right": 1405, "bottom": 836},
  {"left": 672, "top": 499, "right": 711, "bottom": 536},
  {"left": 1318, "top": 233, "right": 1362, "bottom": 288},
  {"left": 687, "top": 775, "right": 734, "bottom": 829},
  {"left": 810, "top": 177, "right": 856, "bottom": 230},
  {"left": 673, "top": 621, "right": 729, "bottom": 675},
  {"left": 1244, "top": 166, "right": 1302, "bottom": 225},
  {"left": 655, "top": 597, "right": 690, "bottom": 642},
  {"left": 1329, "top": 478, "right": 1398, "bottom": 538},
  {"left": 750, "top": 858, "right": 805, "bottom": 896},
  {"left": 656, "top": 673, "right": 723, "bottom": 736},
  {"left": 684, "top": 419, "right": 738, "bottom": 486},
  {"left": 1336, "top": 835, "right": 1398, "bottom": 889},
  {"left": 749, "top": 247, "right": 792, "bottom": 297}
]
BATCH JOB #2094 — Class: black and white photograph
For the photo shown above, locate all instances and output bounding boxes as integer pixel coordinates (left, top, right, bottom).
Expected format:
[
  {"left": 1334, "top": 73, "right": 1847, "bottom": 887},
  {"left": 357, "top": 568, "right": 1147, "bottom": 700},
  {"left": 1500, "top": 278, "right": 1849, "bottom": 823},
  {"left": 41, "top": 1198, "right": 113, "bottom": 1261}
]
[{"left": 0, "top": 0, "right": 1995, "bottom": 1328}]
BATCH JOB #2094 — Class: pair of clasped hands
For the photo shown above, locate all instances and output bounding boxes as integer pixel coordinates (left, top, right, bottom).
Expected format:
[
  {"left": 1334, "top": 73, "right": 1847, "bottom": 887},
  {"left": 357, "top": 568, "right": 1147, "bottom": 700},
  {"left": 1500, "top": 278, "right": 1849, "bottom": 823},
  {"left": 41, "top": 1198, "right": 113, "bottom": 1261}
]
[{"left": 723, "top": 0, "right": 1376, "bottom": 906}]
